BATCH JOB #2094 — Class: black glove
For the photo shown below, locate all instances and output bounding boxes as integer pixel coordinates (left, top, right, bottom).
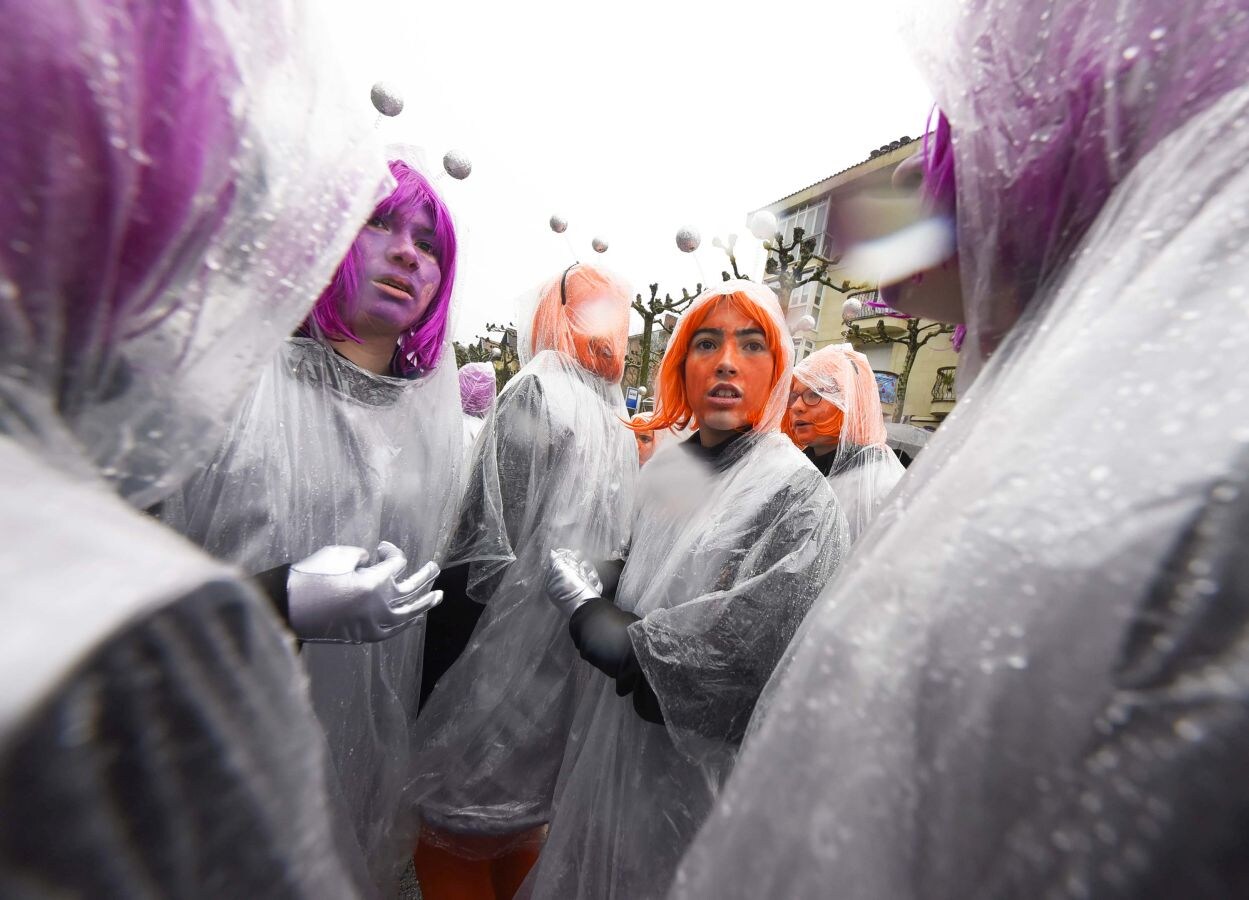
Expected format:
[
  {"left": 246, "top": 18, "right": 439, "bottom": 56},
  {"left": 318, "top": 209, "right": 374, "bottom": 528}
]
[
  {"left": 631, "top": 674, "right": 666, "bottom": 725},
  {"left": 569, "top": 597, "right": 641, "bottom": 680}
]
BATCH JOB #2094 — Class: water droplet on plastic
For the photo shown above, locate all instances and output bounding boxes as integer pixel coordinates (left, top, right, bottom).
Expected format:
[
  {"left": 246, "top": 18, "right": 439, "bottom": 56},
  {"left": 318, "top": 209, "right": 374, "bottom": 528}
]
[
  {"left": 0, "top": 277, "right": 19, "bottom": 302},
  {"left": 1122, "top": 46, "right": 1140, "bottom": 61},
  {"left": 1149, "top": 26, "right": 1167, "bottom": 40},
  {"left": 1174, "top": 718, "right": 1204, "bottom": 741},
  {"left": 9, "top": 239, "right": 30, "bottom": 255}
]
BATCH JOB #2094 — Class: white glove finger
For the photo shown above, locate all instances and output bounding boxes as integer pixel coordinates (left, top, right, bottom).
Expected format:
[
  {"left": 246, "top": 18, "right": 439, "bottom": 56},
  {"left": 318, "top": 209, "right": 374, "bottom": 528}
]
[
  {"left": 364, "top": 548, "right": 409, "bottom": 584},
  {"left": 385, "top": 590, "right": 444, "bottom": 623},
  {"left": 376, "top": 540, "right": 404, "bottom": 561},
  {"left": 395, "top": 560, "right": 440, "bottom": 597}
]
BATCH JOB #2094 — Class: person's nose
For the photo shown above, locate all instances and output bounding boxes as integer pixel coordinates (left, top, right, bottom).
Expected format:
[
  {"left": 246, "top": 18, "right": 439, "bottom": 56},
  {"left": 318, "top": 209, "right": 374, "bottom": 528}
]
[{"left": 386, "top": 234, "right": 420, "bottom": 271}]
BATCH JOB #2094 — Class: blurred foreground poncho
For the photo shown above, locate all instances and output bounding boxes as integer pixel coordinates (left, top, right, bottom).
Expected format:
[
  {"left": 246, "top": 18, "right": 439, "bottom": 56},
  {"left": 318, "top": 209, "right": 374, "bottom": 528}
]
[
  {"left": 0, "top": 0, "right": 388, "bottom": 895},
  {"left": 672, "top": 1, "right": 1249, "bottom": 898}
]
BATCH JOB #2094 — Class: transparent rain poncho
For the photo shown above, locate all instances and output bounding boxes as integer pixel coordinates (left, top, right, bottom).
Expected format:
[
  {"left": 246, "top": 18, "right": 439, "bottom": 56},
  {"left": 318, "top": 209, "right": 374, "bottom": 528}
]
[
  {"left": 673, "top": 1, "right": 1249, "bottom": 898},
  {"left": 0, "top": 0, "right": 388, "bottom": 895},
  {"left": 159, "top": 156, "right": 465, "bottom": 893},
  {"left": 786, "top": 343, "right": 904, "bottom": 543},
  {"left": 410, "top": 263, "right": 639, "bottom": 850},
  {"left": 521, "top": 282, "right": 847, "bottom": 899},
  {"left": 161, "top": 335, "right": 463, "bottom": 892}
]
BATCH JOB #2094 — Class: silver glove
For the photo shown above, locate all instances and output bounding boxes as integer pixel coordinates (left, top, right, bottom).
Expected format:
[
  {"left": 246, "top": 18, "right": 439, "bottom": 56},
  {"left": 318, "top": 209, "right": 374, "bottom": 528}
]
[
  {"left": 545, "top": 548, "right": 604, "bottom": 619},
  {"left": 287, "top": 541, "right": 442, "bottom": 644}
]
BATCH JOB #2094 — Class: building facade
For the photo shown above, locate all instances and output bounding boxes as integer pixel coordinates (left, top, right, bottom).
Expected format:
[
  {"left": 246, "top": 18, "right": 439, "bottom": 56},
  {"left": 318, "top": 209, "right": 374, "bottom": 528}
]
[{"left": 754, "top": 137, "right": 960, "bottom": 426}]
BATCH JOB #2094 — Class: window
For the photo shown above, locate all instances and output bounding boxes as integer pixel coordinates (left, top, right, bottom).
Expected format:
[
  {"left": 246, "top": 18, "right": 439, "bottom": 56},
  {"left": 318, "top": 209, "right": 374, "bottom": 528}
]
[
  {"left": 791, "top": 338, "right": 815, "bottom": 362},
  {"left": 778, "top": 201, "right": 830, "bottom": 256},
  {"left": 788, "top": 282, "right": 824, "bottom": 332}
]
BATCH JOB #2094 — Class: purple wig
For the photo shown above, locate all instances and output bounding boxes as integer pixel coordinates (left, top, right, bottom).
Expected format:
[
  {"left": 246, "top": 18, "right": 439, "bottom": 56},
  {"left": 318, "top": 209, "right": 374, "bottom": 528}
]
[
  {"left": 1, "top": 0, "right": 240, "bottom": 409},
  {"left": 906, "top": 0, "right": 1249, "bottom": 363},
  {"left": 920, "top": 108, "right": 956, "bottom": 212},
  {"left": 304, "top": 160, "right": 458, "bottom": 374},
  {"left": 458, "top": 362, "right": 497, "bottom": 416}
]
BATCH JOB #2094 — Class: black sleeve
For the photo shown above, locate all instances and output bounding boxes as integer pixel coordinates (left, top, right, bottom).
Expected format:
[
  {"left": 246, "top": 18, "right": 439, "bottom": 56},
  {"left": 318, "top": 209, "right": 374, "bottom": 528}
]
[
  {"left": 251, "top": 563, "right": 292, "bottom": 627},
  {"left": 420, "top": 563, "right": 487, "bottom": 709}
]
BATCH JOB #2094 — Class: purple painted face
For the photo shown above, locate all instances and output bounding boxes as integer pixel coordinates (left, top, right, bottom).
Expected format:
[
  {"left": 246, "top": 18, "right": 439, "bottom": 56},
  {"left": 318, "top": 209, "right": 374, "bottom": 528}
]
[{"left": 347, "top": 203, "right": 442, "bottom": 339}]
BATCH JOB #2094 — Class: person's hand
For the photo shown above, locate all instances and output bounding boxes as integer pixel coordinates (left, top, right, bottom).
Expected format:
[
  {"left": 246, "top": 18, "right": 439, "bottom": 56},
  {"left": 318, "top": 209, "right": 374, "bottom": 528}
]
[
  {"left": 287, "top": 541, "right": 441, "bottom": 643},
  {"left": 544, "top": 548, "right": 604, "bottom": 618},
  {"left": 568, "top": 597, "right": 641, "bottom": 680}
]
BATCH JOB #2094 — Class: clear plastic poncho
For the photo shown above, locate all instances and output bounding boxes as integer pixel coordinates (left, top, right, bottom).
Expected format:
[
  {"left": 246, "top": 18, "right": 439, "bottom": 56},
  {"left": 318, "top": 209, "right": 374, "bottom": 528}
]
[
  {"left": 0, "top": 0, "right": 389, "bottom": 895},
  {"left": 410, "top": 264, "right": 639, "bottom": 849},
  {"left": 672, "top": 1, "right": 1249, "bottom": 898},
  {"left": 160, "top": 332, "right": 464, "bottom": 893},
  {"left": 788, "top": 343, "right": 904, "bottom": 543},
  {"left": 521, "top": 282, "right": 847, "bottom": 899}
]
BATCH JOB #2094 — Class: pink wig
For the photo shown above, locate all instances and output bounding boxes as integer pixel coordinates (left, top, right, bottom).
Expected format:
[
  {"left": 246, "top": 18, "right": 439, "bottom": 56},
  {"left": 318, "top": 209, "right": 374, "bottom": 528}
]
[{"left": 303, "top": 160, "right": 458, "bottom": 373}]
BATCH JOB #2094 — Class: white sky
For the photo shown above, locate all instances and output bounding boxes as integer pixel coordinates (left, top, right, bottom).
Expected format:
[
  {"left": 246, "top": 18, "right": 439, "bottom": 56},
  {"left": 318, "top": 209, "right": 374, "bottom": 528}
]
[{"left": 331, "top": 0, "right": 932, "bottom": 343}]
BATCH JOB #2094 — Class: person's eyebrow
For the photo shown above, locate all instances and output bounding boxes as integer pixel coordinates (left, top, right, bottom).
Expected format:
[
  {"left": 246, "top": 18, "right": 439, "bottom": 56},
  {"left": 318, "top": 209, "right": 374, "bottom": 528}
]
[
  {"left": 691, "top": 327, "right": 724, "bottom": 340},
  {"left": 735, "top": 327, "right": 766, "bottom": 338}
]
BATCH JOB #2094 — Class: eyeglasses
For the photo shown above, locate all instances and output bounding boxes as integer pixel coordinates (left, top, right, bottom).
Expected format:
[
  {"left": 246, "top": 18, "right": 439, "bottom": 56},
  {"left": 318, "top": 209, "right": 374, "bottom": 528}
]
[{"left": 788, "top": 388, "right": 822, "bottom": 407}]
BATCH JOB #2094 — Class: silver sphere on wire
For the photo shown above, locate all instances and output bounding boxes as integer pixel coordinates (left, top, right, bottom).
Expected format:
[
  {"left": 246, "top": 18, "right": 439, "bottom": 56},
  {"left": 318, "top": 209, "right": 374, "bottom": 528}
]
[
  {"left": 841, "top": 297, "right": 864, "bottom": 323},
  {"left": 675, "top": 227, "right": 701, "bottom": 253},
  {"left": 637, "top": 386, "right": 649, "bottom": 397},
  {"left": 592, "top": 237, "right": 609, "bottom": 253},
  {"left": 370, "top": 82, "right": 404, "bottom": 117},
  {"left": 747, "top": 210, "right": 779, "bottom": 241},
  {"left": 442, "top": 150, "right": 472, "bottom": 180},
  {"left": 550, "top": 214, "right": 568, "bottom": 234},
  {"left": 794, "top": 314, "right": 816, "bottom": 333}
]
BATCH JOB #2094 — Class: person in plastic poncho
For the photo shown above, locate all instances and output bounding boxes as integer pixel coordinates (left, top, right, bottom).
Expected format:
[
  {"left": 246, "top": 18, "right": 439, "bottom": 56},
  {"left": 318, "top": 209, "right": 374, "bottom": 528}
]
[
  {"left": 672, "top": 1, "right": 1249, "bottom": 898},
  {"left": 459, "top": 361, "right": 498, "bottom": 464},
  {"left": 161, "top": 158, "right": 463, "bottom": 895},
  {"left": 631, "top": 412, "right": 674, "bottom": 467},
  {"left": 784, "top": 344, "right": 904, "bottom": 543},
  {"left": 0, "top": 1, "right": 392, "bottom": 895},
  {"left": 527, "top": 282, "right": 847, "bottom": 899},
  {"left": 412, "top": 263, "right": 638, "bottom": 900}
]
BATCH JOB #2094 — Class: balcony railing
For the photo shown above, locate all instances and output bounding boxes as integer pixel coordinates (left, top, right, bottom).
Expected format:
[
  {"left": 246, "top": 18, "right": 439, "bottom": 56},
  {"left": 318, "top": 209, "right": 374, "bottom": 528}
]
[
  {"left": 932, "top": 366, "right": 957, "bottom": 402},
  {"left": 844, "top": 289, "right": 906, "bottom": 321}
]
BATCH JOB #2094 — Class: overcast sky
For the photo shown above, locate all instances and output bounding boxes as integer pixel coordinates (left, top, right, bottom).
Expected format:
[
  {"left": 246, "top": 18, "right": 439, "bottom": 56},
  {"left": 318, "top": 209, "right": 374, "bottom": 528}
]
[{"left": 332, "top": 0, "right": 933, "bottom": 343}]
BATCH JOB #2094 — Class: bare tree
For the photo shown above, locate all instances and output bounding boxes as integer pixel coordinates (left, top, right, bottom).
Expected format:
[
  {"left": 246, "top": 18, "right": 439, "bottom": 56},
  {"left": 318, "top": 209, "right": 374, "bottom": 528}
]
[
  {"left": 844, "top": 314, "right": 955, "bottom": 422},
  {"left": 762, "top": 226, "right": 868, "bottom": 307},
  {"left": 628, "top": 282, "right": 701, "bottom": 389}
]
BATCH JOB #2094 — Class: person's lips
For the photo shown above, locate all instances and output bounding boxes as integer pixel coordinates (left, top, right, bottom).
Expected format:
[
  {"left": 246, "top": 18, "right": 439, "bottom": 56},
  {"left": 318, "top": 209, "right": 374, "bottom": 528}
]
[
  {"left": 705, "top": 382, "right": 743, "bottom": 409},
  {"left": 372, "top": 274, "right": 416, "bottom": 301}
]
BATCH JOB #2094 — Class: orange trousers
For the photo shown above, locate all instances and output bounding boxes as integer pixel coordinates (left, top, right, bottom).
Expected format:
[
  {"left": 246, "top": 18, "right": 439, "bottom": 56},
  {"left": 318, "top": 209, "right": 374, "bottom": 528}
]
[{"left": 413, "top": 825, "right": 544, "bottom": 900}]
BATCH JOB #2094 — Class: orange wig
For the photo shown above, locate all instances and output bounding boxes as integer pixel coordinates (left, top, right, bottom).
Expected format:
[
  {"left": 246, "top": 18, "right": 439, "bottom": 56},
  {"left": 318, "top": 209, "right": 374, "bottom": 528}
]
[
  {"left": 781, "top": 346, "right": 888, "bottom": 447},
  {"left": 529, "top": 263, "right": 630, "bottom": 381},
  {"left": 628, "top": 289, "right": 788, "bottom": 434}
]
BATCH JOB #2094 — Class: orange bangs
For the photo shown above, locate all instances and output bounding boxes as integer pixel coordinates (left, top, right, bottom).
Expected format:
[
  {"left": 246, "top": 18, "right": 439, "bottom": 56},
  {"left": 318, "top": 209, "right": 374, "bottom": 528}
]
[
  {"left": 531, "top": 264, "right": 630, "bottom": 380},
  {"left": 628, "top": 291, "right": 787, "bottom": 434}
]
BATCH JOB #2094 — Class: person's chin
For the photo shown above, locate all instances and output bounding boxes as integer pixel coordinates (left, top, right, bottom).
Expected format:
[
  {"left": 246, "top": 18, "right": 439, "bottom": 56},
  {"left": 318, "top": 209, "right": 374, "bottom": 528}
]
[
  {"left": 698, "top": 410, "right": 748, "bottom": 433},
  {"left": 357, "top": 303, "right": 421, "bottom": 334}
]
